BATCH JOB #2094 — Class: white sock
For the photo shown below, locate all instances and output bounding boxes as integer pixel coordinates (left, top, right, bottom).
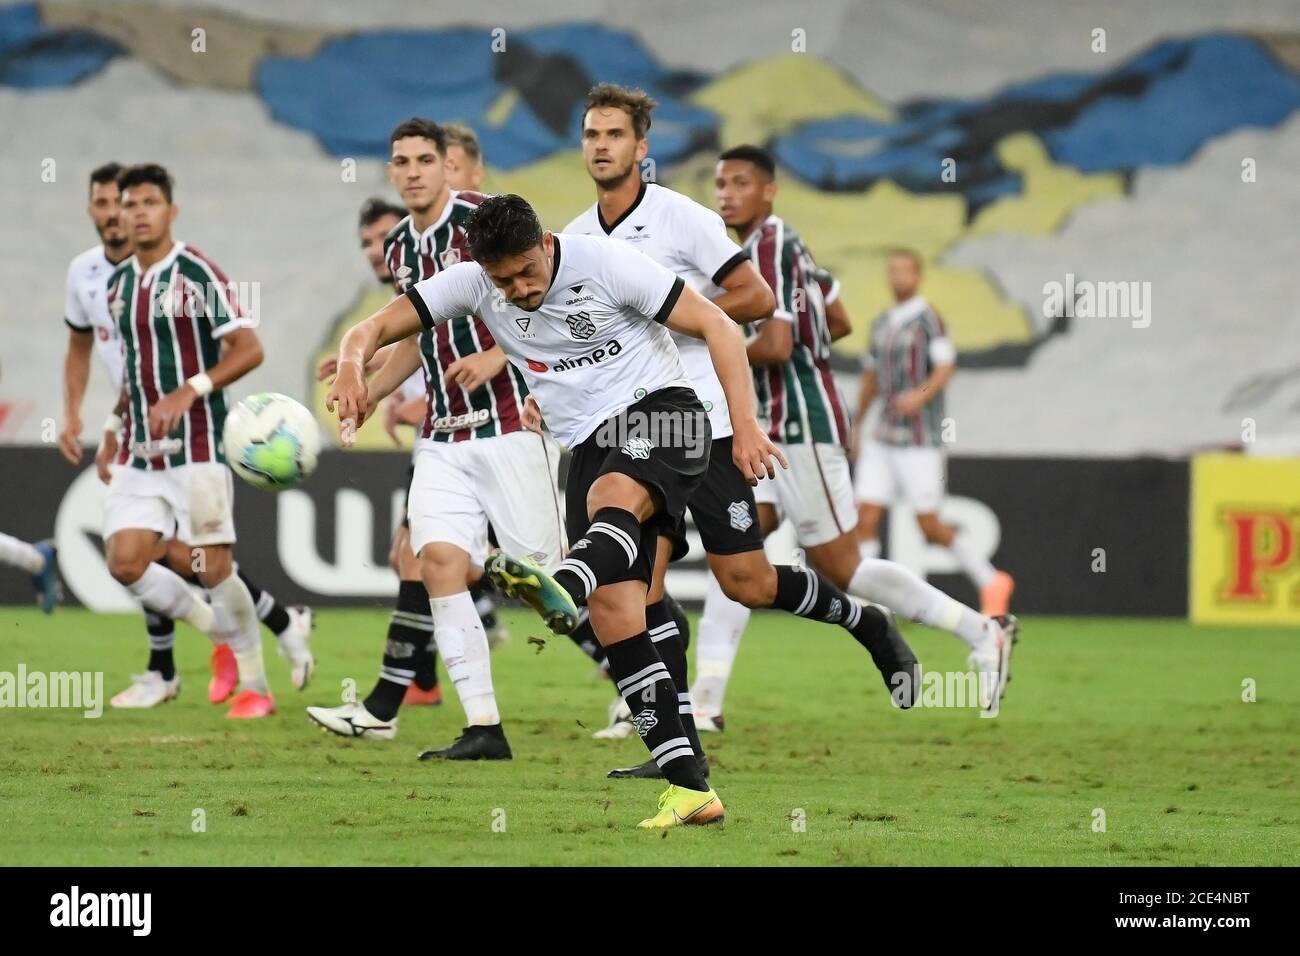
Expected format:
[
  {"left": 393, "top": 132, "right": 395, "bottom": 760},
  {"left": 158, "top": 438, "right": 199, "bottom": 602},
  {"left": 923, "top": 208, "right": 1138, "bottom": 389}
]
[
  {"left": 208, "top": 573, "right": 268, "bottom": 693},
  {"left": 127, "top": 563, "right": 214, "bottom": 633},
  {"left": 859, "top": 537, "right": 881, "bottom": 561},
  {"left": 950, "top": 530, "right": 997, "bottom": 589},
  {"left": 691, "top": 572, "right": 751, "bottom": 719},
  {"left": 431, "top": 591, "right": 500, "bottom": 726},
  {"left": 0, "top": 532, "right": 44, "bottom": 574},
  {"left": 847, "top": 558, "right": 993, "bottom": 649}
]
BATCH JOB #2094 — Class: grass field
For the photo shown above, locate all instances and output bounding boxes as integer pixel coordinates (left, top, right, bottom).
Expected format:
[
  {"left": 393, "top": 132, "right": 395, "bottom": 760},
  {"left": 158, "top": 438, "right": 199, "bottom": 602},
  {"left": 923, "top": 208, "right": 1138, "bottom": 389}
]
[{"left": 1, "top": 607, "right": 1298, "bottom": 866}]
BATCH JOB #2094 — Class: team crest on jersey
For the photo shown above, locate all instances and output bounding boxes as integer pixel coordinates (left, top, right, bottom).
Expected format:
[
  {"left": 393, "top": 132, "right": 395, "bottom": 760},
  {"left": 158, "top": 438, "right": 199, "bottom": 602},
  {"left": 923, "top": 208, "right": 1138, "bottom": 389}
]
[
  {"left": 440, "top": 248, "right": 461, "bottom": 268},
  {"left": 728, "top": 501, "right": 753, "bottom": 531},
  {"left": 631, "top": 709, "right": 659, "bottom": 737},
  {"left": 621, "top": 437, "right": 654, "bottom": 460},
  {"left": 566, "top": 311, "right": 596, "bottom": 340}
]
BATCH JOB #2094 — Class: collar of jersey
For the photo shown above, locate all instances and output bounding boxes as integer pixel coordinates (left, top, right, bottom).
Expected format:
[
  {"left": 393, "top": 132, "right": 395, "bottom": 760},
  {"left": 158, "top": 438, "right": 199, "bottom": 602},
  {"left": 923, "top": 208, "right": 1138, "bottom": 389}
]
[
  {"left": 131, "top": 240, "right": 185, "bottom": 284},
  {"left": 741, "top": 213, "right": 782, "bottom": 250},
  {"left": 887, "top": 295, "right": 929, "bottom": 327},
  {"left": 414, "top": 189, "right": 459, "bottom": 252},
  {"left": 597, "top": 181, "right": 648, "bottom": 235}
]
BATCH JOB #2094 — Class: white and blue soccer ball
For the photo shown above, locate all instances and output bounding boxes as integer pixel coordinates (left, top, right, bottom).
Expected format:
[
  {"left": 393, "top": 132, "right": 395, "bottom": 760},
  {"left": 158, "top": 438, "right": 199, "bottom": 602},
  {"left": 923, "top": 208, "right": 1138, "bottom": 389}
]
[{"left": 223, "top": 392, "right": 321, "bottom": 490}]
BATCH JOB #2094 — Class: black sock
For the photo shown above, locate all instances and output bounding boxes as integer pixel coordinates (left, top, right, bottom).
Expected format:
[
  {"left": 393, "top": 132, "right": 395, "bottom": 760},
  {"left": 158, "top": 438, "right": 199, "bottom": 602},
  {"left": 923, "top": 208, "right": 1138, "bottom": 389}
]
[
  {"left": 554, "top": 507, "right": 643, "bottom": 604},
  {"left": 662, "top": 591, "right": 691, "bottom": 652},
  {"left": 364, "top": 580, "right": 434, "bottom": 720},
  {"left": 566, "top": 611, "right": 608, "bottom": 664},
  {"left": 470, "top": 576, "right": 499, "bottom": 632},
  {"left": 604, "top": 632, "right": 707, "bottom": 792},
  {"left": 647, "top": 598, "right": 704, "bottom": 759},
  {"left": 145, "top": 611, "right": 176, "bottom": 680},
  {"left": 238, "top": 569, "right": 291, "bottom": 636},
  {"left": 772, "top": 565, "right": 864, "bottom": 632}
]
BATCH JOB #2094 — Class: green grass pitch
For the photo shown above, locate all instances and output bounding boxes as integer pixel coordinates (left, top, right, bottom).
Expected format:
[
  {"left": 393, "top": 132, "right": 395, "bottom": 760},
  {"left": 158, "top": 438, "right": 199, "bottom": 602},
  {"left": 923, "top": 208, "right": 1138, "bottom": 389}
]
[{"left": 1, "top": 607, "right": 1297, "bottom": 866}]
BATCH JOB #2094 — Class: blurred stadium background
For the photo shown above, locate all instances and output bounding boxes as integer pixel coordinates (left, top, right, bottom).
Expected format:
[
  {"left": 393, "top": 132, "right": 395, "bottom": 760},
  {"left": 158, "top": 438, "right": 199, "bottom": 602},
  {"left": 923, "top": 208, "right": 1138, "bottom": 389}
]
[{"left": 3, "top": 0, "right": 1299, "bottom": 628}]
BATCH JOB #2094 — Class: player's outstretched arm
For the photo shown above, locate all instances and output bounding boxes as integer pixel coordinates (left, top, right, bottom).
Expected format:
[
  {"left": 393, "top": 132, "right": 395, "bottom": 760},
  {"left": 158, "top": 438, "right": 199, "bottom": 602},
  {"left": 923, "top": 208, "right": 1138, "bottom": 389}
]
[
  {"left": 148, "top": 327, "right": 263, "bottom": 438},
  {"left": 328, "top": 294, "right": 423, "bottom": 431},
  {"left": 666, "top": 285, "right": 787, "bottom": 484},
  {"left": 366, "top": 334, "right": 423, "bottom": 406}
]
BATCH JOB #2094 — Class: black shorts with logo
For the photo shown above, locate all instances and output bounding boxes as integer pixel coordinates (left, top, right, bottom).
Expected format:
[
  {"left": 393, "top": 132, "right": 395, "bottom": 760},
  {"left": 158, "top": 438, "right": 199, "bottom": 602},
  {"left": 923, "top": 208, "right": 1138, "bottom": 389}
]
[
  {"left": 565, "top": 386, "right": 712, "bottom": 586},
  {"left": 669, "top": 435, "right": 766, "bottom": 557}
]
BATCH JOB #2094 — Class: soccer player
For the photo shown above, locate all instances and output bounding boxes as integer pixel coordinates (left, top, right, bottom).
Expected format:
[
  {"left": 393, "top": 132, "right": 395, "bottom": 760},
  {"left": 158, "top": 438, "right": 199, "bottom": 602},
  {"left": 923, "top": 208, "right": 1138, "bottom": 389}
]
[
  {"left": 442, "top": 123, "right": 485, "bottom": 192},
  {"left": 853, "top": 250, "right": 1016, "bottom": 617},
  {"left": 0, "top": 533, "right": 59, "bottom": 613},
  {"left": 329, "top": 193, "right": 758, "bottom": 828},
  {"left": 308, "top": 120, "right": 564, "bottom": 759},
  {"left": 60, "top": 163, "right": 312, "bottom": 710},
  {"left": 99, "top": 163, "right": 280, "bottom": 718},
  {"left": 564, "top": 85, "right": 917, "bottom": 775},
  {"left": 701, "top": 145, "right": 1017, "bottom": 721}
]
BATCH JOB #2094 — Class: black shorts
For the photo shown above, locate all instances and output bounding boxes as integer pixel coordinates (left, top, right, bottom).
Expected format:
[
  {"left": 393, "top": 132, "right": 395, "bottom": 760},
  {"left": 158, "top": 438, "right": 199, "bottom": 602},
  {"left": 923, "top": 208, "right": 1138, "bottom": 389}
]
[
  {"left": 565, "top": 386, "right": 712, "bottom": 586},
  {"left": 668, "top": 434, "right": 766, "bottom": 557}
]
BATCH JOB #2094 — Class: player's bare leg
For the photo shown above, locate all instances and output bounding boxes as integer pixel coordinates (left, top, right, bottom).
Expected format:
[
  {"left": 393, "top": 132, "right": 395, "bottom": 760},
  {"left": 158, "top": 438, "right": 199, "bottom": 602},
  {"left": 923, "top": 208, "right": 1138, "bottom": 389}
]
[
  {"left": 915, "top": 512, "right": 1015, "bottom": 617},
  {"left": 856, "top": 501, "right": 884, "bottom": 559}
]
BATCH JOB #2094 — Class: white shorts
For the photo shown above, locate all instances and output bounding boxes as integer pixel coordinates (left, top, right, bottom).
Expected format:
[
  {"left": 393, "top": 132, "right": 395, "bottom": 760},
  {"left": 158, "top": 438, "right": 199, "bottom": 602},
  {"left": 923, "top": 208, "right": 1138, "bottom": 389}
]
[
  {"left": 854, "top": 440, "right": 946, "bottom": 514},
  {"left": 103, "top": 462, "right": 236, "bottom": 546},
  {"left": 407, "top": 430, "right": 565, "bottom": 571},
  {"left": 752, "top": 442, "right": 857, "bottom": 547}
]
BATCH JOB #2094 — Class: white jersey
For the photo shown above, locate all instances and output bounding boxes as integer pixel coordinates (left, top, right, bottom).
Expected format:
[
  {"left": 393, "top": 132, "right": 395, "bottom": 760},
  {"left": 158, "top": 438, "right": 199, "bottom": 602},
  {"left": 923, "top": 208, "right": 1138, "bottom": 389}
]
[
  {"left": 65, "top": 244, "right": 127, "bottom": 388},
  {"left": 565, "top": 183, "right": 750, "bottom": 440},
  {"left": 406, "top": 233, "right": 690, "bottom": 449}
]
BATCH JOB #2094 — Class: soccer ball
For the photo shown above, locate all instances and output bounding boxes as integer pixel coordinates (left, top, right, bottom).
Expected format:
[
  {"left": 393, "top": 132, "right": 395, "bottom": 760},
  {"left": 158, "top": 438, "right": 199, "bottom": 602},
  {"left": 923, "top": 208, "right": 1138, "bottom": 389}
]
[{"left": 223, "top": 392, "right": 321, "bottom": 490}]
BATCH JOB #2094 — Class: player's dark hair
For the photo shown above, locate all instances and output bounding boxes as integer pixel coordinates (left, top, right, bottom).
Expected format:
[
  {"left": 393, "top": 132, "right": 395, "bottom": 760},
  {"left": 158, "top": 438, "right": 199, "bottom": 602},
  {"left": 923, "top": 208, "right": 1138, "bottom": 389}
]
[
  {"left": 719, "top": 144, "right": 776, "bottom": 178},
  {"left": 466, "top": 194, "right": 542, "bottom": 264},
  {"left": 89, "top": 162, "right": 124, "bottom": 194},
  {"left": 116, "top": 163, "right": 174, "bottom": 203},
  {"left": 888, "top": 247, "right": 923, "bottom": 271},
  {"left": 358, "top": 197, "right": 405, "bottom": 229},
  {"left": 389, "top": 117, "right": 446, "bottom": 153},
  {"left": 584, "top": 83, "right": 657, "bottom": 139},
  {"left": 442, "top": 122, "right": 483, "bottom": 164}
]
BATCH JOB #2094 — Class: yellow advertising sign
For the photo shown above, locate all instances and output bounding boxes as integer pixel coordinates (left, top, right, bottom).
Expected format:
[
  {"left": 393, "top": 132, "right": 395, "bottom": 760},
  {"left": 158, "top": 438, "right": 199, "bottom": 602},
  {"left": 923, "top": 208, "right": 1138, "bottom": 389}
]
[{"left": 1191, "top": 454, "right": 1300, "bottom": 624}]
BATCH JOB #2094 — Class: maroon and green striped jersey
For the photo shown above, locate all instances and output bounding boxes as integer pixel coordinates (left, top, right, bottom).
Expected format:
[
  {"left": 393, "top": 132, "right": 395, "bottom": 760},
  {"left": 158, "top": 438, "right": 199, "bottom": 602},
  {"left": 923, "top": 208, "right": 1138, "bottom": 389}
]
[
  {"left": 106, "top": 241, "right": 249, "bottom": 470},
  {"left": 862, "top": 296, "right": 953, "bottom": 448},
  {"left": 384, "top": 190, "right": 528, "bottom": 442},
  {"left": 743, "top": 214, "right": 851, "bottom": 446}
]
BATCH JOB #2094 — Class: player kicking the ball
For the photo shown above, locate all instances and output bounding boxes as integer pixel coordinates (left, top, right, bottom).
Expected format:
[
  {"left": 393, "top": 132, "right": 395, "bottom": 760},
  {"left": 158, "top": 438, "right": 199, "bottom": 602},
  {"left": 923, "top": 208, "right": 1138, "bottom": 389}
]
[
  {"left": 101, "top": 164, "right": 281, "bottom": 718},
  {"left": 329, "top": 194, "right": 764, "bottom": 827},
  {"left": 310, "top": 120, "right": 565, "bottom": 759}
]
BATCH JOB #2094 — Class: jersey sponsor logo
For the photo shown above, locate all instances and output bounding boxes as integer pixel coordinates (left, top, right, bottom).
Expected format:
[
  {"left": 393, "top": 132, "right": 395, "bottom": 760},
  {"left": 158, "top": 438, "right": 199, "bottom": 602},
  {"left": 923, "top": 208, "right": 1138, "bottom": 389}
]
[
  {"left": 622, "top": 436, "right": 654, "bottom": 461},
  {"left": 108, "top": 296, "right": 125, "bottom": 321},
  {"left": 631, "top": 709, "right": 659, "bottom": 736},
  {"left": 440, "top": 248, "right": 461, "bottom": 268},
  {"left": 629, "top": 225, "right": 650, "bottom": 241},
  {"left": 728, "top": 501, "right": 753, "bottom": 531},
  {"left": 551, "top": 338, "right": 622, "bottom": 372},
  {"left": 515, "top": 314, "right": 531, "bottom": 333},
  {"left": 566, "top": 311, "right": 596, "bottom": 340},
  {"left": 565, "top": 284, "right": 595, "bottom": 306},
  {"left": 393, "top": 265, "right": 414, "bottom": 291},
  {"left": 430, "top": 408, "right": 491, "bottom": 432},
  {"left": 132, "top": 437, "right": 184, "bottom": 459},
  {"left": 526, "top": 358, "right": 548, "bottom": 373}
]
